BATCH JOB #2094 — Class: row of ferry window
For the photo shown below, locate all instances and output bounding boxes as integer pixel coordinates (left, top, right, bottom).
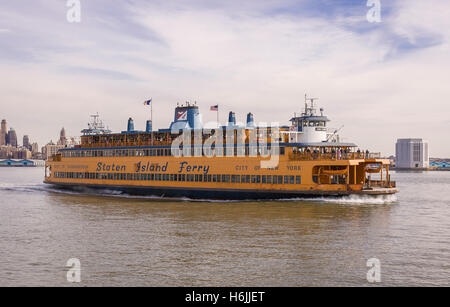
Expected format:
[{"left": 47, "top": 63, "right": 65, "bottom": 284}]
[
  {"left": 54, "top": 172, "right": 301, "bottom": 184},
  {"left": 61, "top": 147, "right": 286, "bottom": 158}
]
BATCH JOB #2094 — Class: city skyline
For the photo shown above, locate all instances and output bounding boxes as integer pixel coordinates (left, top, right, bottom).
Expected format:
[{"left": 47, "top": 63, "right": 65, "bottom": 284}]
[
  {"left": 0, "top": 118, "right": 36, "bottom": 148},
  {"left": 0, "top": 117, "right": 68, "bottom": 150},
  {"left": 1, "top": 1, "right": 449, "bottom": 157}
]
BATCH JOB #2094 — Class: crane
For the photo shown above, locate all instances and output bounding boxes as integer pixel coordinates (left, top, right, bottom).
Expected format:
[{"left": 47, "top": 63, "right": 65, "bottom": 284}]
[{"left": 326, "top": 125, "right": 344, "bottom": 142}]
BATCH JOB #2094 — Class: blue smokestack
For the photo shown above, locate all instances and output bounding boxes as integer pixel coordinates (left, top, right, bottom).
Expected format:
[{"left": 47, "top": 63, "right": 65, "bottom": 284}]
[
  {"left": 127, "top": 117, "right": 134, "bottom": 132},
  {"left": 228, "top": 111, "right": 236, "bottom": 126},
  {"left": 169, "top": 104, "right": 202, "bottom": 130},
  {"left": 146, "top": 120, "right": 152, "bottom": 132},
  {"left": 246, "top": 112, "right": 255, "bottom": 128}
]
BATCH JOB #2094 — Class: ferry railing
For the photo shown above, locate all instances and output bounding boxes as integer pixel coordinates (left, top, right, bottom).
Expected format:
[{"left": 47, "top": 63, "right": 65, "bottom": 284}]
[
  {"left": 288, "top": 152, "right": 369, "bottom": 161},
  {"left": 80, "top": 140, "right": 173, "bottom": 148},
  {"left": 49, "top": 154, "right": 62, "bottom": 162},
  {"left": 367, "top": 179, "right": 396, "bottom": 188},
  {"left": 368, "top": 152, "right": 381, "bottom": 159}
]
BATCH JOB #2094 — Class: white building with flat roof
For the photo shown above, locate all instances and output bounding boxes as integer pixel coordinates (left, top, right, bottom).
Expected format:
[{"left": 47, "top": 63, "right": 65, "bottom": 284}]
[{"left": 395, "top": 138, "right": 429, "bottom": 168}]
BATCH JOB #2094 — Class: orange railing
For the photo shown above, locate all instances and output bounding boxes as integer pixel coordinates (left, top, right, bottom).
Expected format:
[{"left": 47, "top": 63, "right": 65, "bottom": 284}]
[
  {"left": 81, "top": 140, "right": 172, "bottom": 148},
  {"left": 367, "top": 179, "right": 396, "bottom": 188},
  {"left": 288, "top": 152, "right": 370, "bottom": 161},
  {"left": 49, "top": 154, "right": 62, "bottom": 162}
]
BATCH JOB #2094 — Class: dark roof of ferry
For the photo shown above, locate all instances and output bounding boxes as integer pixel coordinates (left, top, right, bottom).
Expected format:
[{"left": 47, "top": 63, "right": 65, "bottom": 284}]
[{"left": 290, "top": 116, "right": 330, "bottom": 121}]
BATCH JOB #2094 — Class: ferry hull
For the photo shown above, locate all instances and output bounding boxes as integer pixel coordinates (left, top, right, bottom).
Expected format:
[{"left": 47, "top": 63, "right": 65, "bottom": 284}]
[{"left": 45, "top": 182, "right": 398, "bottom": 200}]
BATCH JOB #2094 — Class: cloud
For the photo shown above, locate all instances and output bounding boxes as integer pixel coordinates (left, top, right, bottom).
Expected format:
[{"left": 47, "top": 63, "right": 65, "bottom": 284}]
[{"left": 0, "top": 0, "right": 449, "bottom": 156}]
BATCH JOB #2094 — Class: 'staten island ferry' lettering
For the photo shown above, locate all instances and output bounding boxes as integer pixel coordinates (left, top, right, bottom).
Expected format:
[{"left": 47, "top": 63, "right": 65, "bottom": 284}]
[{"left": 44, "top": 97, "right": 398, "bottom": 199}]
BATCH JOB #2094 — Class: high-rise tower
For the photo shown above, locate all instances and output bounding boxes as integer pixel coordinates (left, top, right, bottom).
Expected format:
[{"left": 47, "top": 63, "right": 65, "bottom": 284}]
[
  {"left": 7, "top": 128, "right": 17, "bottom": 147},
  {"left": 23, "top": 135, "right": 30, "bottom": 149},
  {"left": 59, "top": 127, "right": 67, "bottom": 145},
  {"left": 0, "top": 119, "right": 6, "bottom": 146}
]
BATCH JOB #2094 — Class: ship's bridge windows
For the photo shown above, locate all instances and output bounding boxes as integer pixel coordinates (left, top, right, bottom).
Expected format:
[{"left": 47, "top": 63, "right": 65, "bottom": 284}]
[
  {"left": 315, "top": 121, "right": 325, "bottom": 127},
  {"left": 301, "top": 120, "right": 326, "bottom": 127}
]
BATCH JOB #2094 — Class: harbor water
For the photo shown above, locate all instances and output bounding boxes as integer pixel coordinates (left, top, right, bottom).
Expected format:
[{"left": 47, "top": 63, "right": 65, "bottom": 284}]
[{"left": 0, "top": 167, "right": 448, "bottom": 286}]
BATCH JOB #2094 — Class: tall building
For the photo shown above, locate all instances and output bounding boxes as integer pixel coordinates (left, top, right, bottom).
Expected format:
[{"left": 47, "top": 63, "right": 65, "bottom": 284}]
[
  {"left": 396, "top": 138, "right": 429, "bottom": 168},
  {"left": 7, "top": 128, "right": 17, "bottom": 147},
  {"left": 58, "top": 127, "right": 67, "bottom": 146},
  {"left": 23, "top": 135, "right": 30, "bottom": 150},
  {"left": 0, "top": 119, "right": 6, "bottom": 146},
  {"left": 31, "top": 142, "right": 39, "bottom": 154}
]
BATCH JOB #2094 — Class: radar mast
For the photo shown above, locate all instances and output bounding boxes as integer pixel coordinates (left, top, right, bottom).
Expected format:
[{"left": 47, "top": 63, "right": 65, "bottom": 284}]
[{"left": 81, "top": 113, "right": 112, "bottom": 135}]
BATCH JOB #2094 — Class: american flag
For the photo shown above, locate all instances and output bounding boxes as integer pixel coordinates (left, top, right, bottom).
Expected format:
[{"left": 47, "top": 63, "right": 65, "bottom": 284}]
[{"left": 210, "top": 105, "right": 218, "bottom": 111}]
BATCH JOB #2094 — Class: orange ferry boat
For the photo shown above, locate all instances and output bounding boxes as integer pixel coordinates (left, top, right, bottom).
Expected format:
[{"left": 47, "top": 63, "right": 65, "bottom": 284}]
[{"left": 44, "top": 97, "right": 397, "bottom": 199}]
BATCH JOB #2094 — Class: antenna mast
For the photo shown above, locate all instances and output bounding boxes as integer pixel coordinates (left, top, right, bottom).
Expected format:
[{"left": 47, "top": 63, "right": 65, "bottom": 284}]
[{"left": 304, "top": 94, "right": 319, "bottom": 116}]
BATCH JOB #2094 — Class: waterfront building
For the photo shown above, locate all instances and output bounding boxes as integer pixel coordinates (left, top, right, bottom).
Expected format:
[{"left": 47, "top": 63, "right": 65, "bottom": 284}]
[
  {"left": 0, "top": 144, "right": 42, "bottom": 160},
  {"left": 430, "top": 161, "right": 450, "bottom": 168},
  {"left": 395, "top": 138, "right": 429, "bottom": 169},
  {"left": 0, "top": 145, "right": 13, "bottom": 159},
  {"left": 42, "top": 141, "right": 66, "bottom": 160},
  {"left": 0, "top": 159, "right": 44, "bottom": 167},
  {"left": 12, "top": 148, "right": 32, "bottom": 159}
]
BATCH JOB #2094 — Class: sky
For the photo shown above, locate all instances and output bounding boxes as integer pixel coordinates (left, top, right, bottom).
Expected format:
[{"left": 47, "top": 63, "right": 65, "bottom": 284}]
[{"left": 0, "top": 0, "right": 449, "bottom": 157}]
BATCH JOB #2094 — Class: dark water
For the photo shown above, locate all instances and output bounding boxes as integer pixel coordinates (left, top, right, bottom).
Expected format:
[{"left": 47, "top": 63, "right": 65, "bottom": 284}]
[{"left": 0, "top": 167, "right": 448, "bottom": 286}]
